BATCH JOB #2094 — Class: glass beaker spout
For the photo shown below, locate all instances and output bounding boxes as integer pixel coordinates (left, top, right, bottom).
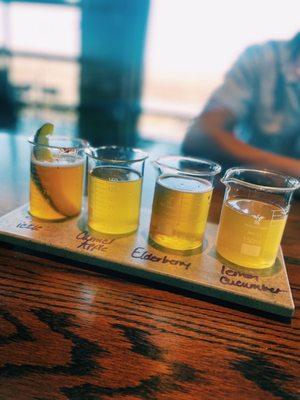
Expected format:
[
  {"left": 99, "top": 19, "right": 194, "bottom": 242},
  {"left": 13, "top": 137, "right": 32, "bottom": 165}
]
[{"left": 221, "top": 167, "right": 300, "bottom": 193}]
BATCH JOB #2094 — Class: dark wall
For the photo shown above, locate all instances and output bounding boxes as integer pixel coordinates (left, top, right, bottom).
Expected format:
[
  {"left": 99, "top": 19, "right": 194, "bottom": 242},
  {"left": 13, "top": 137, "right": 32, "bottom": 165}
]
[{"left": 79, "top": 0, "right": 150, "bottom": 147}]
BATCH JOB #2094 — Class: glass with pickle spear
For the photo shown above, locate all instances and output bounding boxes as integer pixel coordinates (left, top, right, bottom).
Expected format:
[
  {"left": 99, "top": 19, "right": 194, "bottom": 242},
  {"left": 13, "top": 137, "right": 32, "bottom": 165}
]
[{"left": 29, "top": 124, "right": 88, "bottom": 221}]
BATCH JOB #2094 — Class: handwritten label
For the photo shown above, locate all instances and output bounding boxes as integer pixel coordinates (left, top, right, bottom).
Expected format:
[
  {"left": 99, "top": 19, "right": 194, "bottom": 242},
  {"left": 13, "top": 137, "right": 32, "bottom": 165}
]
[
  {"left": 220, "top": 265, "right": 283, "bottom": 294},
  {"left": 16, "top": 222, "right": 42, "bottom": 231},
  {"left": 76, "top": 232, "right": 115, "bottom": 253},
  {"left": 131, "top": 247, "right": 191, "bottom": 270}
]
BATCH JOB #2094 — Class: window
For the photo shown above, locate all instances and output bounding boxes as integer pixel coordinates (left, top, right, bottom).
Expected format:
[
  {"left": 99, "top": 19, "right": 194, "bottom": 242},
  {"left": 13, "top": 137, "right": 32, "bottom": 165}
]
[
  {"left": 8, "top": 2, "right": 80, "bottom": 56},
  {"left": 140, "top": 0, "right": 300, "bottom": 142},
  {"left": 0, "top": 1, "right": 81, "bottom": 135},
  {"left": 0, "top": 3, "right": 5, "bottom": 47}
]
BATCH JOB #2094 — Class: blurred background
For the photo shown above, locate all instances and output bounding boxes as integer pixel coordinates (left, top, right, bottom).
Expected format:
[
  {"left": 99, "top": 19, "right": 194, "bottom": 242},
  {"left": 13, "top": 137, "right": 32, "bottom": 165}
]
[{"left": 0, "top": 0, "right": 299, "bottom": 148}]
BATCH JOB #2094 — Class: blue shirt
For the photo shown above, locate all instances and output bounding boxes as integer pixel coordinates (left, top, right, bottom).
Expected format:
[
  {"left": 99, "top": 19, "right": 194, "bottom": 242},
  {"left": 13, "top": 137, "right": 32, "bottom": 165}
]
[{"left": 204, "top": 39, "right": 300, "bottom": 158}]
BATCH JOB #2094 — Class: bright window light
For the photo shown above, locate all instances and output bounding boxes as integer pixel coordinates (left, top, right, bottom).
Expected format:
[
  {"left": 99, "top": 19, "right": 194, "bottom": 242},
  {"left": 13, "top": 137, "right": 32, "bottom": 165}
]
[
  {"left": 0, "top": 2, "right": 6, "bottom": 47},
  {"left": 140, "top": 0, "right": 300, "bottom": 141},
  {"left": 8, "top": 2, "right": 80, "bottom": 57}
]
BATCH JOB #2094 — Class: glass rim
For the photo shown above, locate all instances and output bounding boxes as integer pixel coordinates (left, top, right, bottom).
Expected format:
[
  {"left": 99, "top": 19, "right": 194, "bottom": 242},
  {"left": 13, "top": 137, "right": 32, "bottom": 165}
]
[
  {"left": 28, "top": 136, "right": 89, "bottom": 150},
  {"left": 86, "top": 145, "right": 148, "bottom": 163},
  {"left": 153, "top": 155, "right": 222, "bottom": 177},
  {"left": 221, "top": 167, "right": 300, "bottom": 193}
]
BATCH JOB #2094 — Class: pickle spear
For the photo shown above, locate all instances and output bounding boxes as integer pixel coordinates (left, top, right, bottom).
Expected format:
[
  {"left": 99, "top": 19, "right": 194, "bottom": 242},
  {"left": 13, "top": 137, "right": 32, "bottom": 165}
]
[
  {"left": 31, "top": 123, "right": 62, "bottom": 215},
  {"left": 33, "top": 123, "right": 54, "bottom": 161}
]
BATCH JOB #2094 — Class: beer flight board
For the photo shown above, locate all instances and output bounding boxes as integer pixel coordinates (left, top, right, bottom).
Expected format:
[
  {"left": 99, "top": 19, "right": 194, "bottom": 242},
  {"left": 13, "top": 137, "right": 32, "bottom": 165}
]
[{"left": 0, "top": 204, "right": 295, "bottom": 317}]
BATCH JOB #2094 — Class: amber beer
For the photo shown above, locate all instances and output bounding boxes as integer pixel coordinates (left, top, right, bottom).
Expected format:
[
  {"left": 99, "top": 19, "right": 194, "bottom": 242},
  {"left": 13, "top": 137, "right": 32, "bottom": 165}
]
[
  {"left": 30, "top": 157, "right": 84, "bottom": 220},
  {"left": 88, "top": 166, "right": 142, "bottom": 234},
  {"left": 150, "top": 175, "right": 213, "bottom": 250}
]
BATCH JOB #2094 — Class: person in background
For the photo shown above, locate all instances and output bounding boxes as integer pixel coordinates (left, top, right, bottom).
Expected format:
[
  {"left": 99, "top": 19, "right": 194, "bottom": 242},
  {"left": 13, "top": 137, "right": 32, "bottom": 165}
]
[{"left": 182, "top": 32, "right": 300, "bottom": 177}]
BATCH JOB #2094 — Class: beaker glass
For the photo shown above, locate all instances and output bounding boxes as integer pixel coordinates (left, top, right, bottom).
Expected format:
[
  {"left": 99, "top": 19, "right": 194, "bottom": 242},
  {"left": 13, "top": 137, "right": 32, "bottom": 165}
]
[
  {"left": 28, "top": 136, "right": 88, "bottom": 221},
  {"left": 149, "top": 156, "right": 221, "bottom": 251},
  {"left": 86, "top": 146, "right": 148, "bottom": 235},
  {"left": 216, "top": 167, "right": 300, "bottom": 269}
]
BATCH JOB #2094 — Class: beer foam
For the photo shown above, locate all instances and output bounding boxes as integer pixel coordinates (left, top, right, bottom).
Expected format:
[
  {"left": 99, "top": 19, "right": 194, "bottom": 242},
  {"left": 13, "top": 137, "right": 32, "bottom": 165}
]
[
  {"left": 158, "top": 175, "right": 212, "bottom": 193},
  {"left": 91, "top": 166, "right": 141, "bottom": 182},
  {"left": 32, "top": 156, "right": 84, "bottom": 168}
]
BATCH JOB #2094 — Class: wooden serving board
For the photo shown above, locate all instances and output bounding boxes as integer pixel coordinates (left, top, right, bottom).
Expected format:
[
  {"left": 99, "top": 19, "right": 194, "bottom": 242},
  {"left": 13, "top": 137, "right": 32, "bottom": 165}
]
[{"left": 0, "top": 204, "right": 294, "bottom": 317}]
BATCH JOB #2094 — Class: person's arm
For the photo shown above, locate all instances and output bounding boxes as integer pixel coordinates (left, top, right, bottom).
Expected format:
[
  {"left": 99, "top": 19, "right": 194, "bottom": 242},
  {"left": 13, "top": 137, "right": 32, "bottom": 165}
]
[
  {"left": 183, "top": 43, "right": 300, "bottom": 177},
  {"left": 184, "top": 108, "right": 300, "bottom": 177}
]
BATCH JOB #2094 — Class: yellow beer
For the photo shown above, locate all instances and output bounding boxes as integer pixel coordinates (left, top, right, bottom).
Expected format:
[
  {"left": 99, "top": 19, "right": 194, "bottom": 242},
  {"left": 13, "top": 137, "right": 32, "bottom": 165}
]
[
  {"left": 30, "top": 158, "right": 84, "bottom": 220},
  {"left": 149, "top": 175, "right": 213, "bottom": 250},
  {"left": 88, "top": 166, "right": 142, "bottom": 234},
  {"left": 217, "top": 199, "right": 287, "bottom": 269}
]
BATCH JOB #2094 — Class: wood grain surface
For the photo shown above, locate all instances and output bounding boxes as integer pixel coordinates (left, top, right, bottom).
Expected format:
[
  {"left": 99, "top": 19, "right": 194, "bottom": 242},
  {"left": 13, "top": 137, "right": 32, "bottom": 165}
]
[{"left": 0, "top": 134, "right": 299, "bottom": 400}]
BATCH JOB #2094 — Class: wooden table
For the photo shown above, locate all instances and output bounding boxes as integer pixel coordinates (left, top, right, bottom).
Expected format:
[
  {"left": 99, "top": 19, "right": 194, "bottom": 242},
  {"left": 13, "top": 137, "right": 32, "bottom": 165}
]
[{"left": 0, "top": 134, "right": 299, "bottom": 400}]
